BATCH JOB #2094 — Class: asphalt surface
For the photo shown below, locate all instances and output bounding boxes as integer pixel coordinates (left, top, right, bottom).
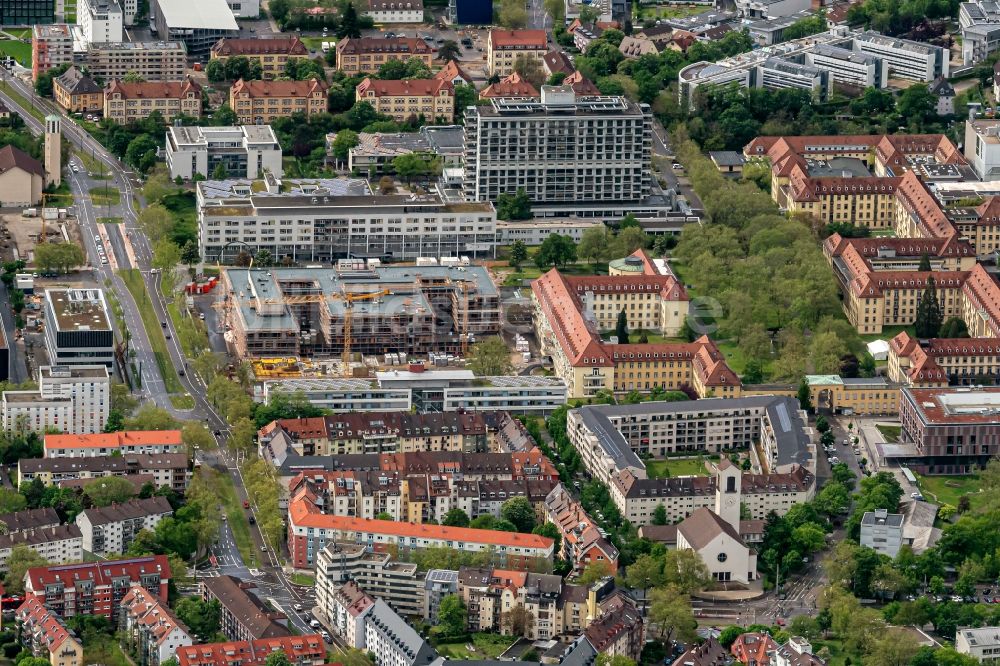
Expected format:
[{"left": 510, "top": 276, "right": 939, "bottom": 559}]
[{"left": 0, "top": 69, "right": 321, "bottom": 640}]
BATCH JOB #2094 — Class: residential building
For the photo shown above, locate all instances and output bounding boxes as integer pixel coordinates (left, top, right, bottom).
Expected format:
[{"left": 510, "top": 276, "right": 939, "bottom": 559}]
[
  {"left": 458, "top": 567, "right": 564, "bottom": 639},
  {"left": 356, "top": 78, "right": 455, "bottom": 122},
  {"left": 0, "top": 144, "right": 44, "bottom": 207},
  {"left": 39, "top": 365, "right": 110, "bottom": 434},
  {"left": 44, "top": 430, "right": 184, "bottom": 458},
  {"left": 324, "top": 580, "right": 374, "bottom": 649},
  {"left": 671, "top": 638, "right": 729, "bottom": 666},
  {"left": 364, "top": 599, "right": 439, "bottom": 666},
  {"left": 315, "top": 544, "right": 426, "bottom": 619},
  {"left": 22, "top": 555, "right": 171, "bottom": 621},
  {"left": 210, "top": 37, "right": 309, "bottom": 78},
  {"left": 888, "top": 331, "right": 1000, "bottom": 387},
  {"left": 336, "top": 37, "right": 435, "bottom": 75},
  {"left": 619, "top": 36, "right": 659, "bottom": 58},
  {"left": 104, "top": 78, "right": 203, "bottom": 124},
  {"left": 367, "top": 0, "right": 425, "bottom": 23},
  {"left": 53, "top": 67, "right": 104, "bottom": 113},
  {"left": 86, "top": 41, "right": 188, "bottom": 82},
  {"left": 583, "top": 594, "right": 644, "bottom": 663},
  {"left": 229, "top": 78, "right": 329, "bottom": 124},
  {"left": 897, "top": 386, "right": 1000, "bottom": 474},
  {"left": 435, "top": 60, "right": 473, "bottom": 86},
  {"left": 731, "top": 632, "right": 779, "bottom": 665},
  {"left": 120, "top": 586, "right": 193, "bottom": 666},
  {"left": 202, "top": 575, "right": 290, "bottom": 641},
  {"left": 0, "top": 525, "right": 83, "bottom": 572},
  {"left": 424, "top": 570, "right": 459, "bottom": 624},
  {"left": 676, "top": 507, "right": 757, "bottom": 585},
  {"left": 166, "top": 125, "right": 283, "bottom": 181},
  {"left": 464, "top": 87, "right": 653, "bottom": 214},
  {"left": 956, "top": 626, "right": 1000, "bottom": 662},
  {"left": 177, "top": 636, "right": 327, "bottom": 666},
  {"left": 480, "top": 71, "right": 540, "bottom": 98},
  {"left": 288, "top": 491, "right": 555, "bottom": 569},
  {"left": 773, "top": 638, "right": 825, "bottom": 666},
  {"left": 15, "top": 597, "right": 84, "bottom": 666},
  {"left": 737, "top": 0, "right": 809, "bottom": 19},
  {"left": 338, "top": 125, "right": 465, "bottom": 174},
  {"left": 853, "top": 30, "right": 949, "bottom": 80},
  {"left": 78, "top": 0, "right": 124, "bottom": 47},
  {"left": 859, "top": 508, "right": 904, "bottom": 557},
  {"left": 930, "top": 76, "right": 955, "bottom": 115},
  {"left": 150, "top": 0, "right": 239, "bottom": 58},
  {"left": 961, "top": 0, "right": 1000, "bottom": 65},
  {"left": 219, "top": 265, "right": 500, "bottom": 358},
  {"left": 75, "top": 496, "right": 174, "bottom": 556},
  {"left": 1, "top": 391, "right": 73, "bottom": 434},
  {"left": 18, "top": 453, "right": 190, "bottom": 490},
  {"left": 2, "top": 0, "right": 54, "bottom": 28},
  {"left": 488, "top": 29, "right": 548, "bottom": 76},
  {"left": 32, "top": 24, "right": 73, "bottom": 82},
  {"left": 0, "top": 507, "right": 61, "bottom": 533},
  {"left": 544, "top": 484, "right": 619, "bottom": 575}
]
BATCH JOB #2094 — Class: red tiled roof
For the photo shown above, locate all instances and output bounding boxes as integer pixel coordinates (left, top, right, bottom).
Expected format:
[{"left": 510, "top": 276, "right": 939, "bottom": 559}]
[
  {"left": 45, "top": 430, "right": 182, "bottom": 450},
  {"left": 336, "top": 36, "right": 434, "bottom": 55},
  {"left": 564, "top": 70, "right": 599, "bottom": 95},
  {"left": 962, "top": 263, "right": 1000, "bottom": 337},
  {"left": 489, "top": 29, "right": 547, "bottom": 48},
  {"left": 105, "top": 78, "right": 201, "bottom": 99},
  {"left": 230, "top": 78, "right": 328, "bottom": 97},
  {"left": 435, "top": 60, "right": 473, "bottom": 84},
  {"left": 731, "top": 632, "right": 779, "bottom": 665},
  {"left": 25, "top": 555, "right": 170, "bottom": 592},
  {"left": 356, "top": 77, "right": 453, "bottom": 97},
  {"left": 15, "top": 597, "right": 77, "bottom": 655},
  {"left": 211, "top": 36, "right": 308, "bottom": 57},
  {"left": 177, "top": 635, "right": 326, "bottom": 666},
  {"left": 480, "top": 71, "right": 539, "bottom": 98}
]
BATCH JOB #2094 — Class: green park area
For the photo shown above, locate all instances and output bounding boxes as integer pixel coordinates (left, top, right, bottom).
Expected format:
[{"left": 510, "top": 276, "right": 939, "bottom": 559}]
[
  {"left": 646, "top": 458, "right": 710, "bottom": 478},
  {"left": 0, "top": 40, "right": 30, "bottom": 67},
  {"left": 435, "top": 634, "right": 514, "bottom": 661}
]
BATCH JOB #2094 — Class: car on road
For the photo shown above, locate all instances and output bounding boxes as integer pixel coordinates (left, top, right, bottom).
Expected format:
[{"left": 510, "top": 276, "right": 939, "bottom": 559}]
[
  {"left": 321, "top": 631, "right": 331, "bottom": 642},
  {"left": 310, "top": 619, "right": 321, "bottom": 628},
  {"left": 294, "top": 603, "right": 303, "bottom": 611},
  {"left": 248, "top": 516, "right": 255, "bottom": 524},
  {"left": 243, "top": 500, "right": 250, "bottom": 508},
  {"left": 261, "top": 545, "right": 267, "bottom": 551},
  {"left": 160, "top": 321, "right": 167, "bottom": 328},
  {"left": 911, "top": 492, "right": 925, "bottom": 501},
  {"left": 178, "top": 369, "right": 185, "bottom": 376}
]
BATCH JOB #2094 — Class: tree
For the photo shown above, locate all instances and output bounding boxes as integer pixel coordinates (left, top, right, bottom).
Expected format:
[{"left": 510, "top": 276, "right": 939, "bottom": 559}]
[
  {"left": 577, "top": 226, "right": 611, "bottom": 265},
  {"left": 503, "top": 604, "right": 535, "bottom": 635},
  {"left": 652, "top": 503, "right": 668, "bottom": 526},
  {"left": 797, "top": 378, "right": 812, "bottom": 412},
  {"left": 136, "top": 204, "right": 174, "bottom": 243},
  {"left": 615, "top": 309, "right": 630, "bottom": 344},
  {"left": 125, "top": 405, "right": 179, "bottom": 431},
  {"left": 152, "top": 239, "right": 182, "bottom": 294},
  {"left": 865, "top": 627, "right": 920, "bottom": 666},
  {"left": 265, "top": 653, "right": 292, "bottom": 666},
  {"left": 437, "top": 594, "right": 467, "bottom": 636},
  {"left": 718, "top": 625, "right": 744, "bottom": 648},
  {"left": 595, "top": 656, "right": 635, "bottom": 666},
  {"left": 509, "top": 240, "right": 528, "bottom": 270},
  {"left": 212, "top": 104, "right": 238, "bottom": 126},
  {"left": 206, "top": 59, "right": 226, "bottom": 82},
  {"left": 648, "top": 586, "right": 697, "bottom": 644},
  {"left": 83, "top": 476, "right": 136, "bottom": 507},
  {"left": 535, "top": 234, "right": 577, "bottom": 269},
  {"left": 174, "top": 597, "right": 221, "bottom": 639},
  {"left": 142, "top": 169, "right": 174, "bottom": 203},
  {"left": 578, "top": 560, "right": 616, "bottom": 584},
  {"left": 498, "top": 0, "right": 528, "bottom": 27},
  {"left": 337, "top": 2, "right": 361, "bottom": 38},
  {"left": 501, "top": 496, "right": 536, "bottom": 532},
  {"left": 918, "top": 252, "right": 931, "bottom": 272},
  {"left": 392, "top": 152, "right": 433, "bottom": 183},
  {"left": 897, "top": 84, "right": 936, "bottom": 128},
  {"left": 662, "top": 549, "right": 711, "bottom": 594},
  {"left": 468, "top": 337, "right": 512, "bottom": 376},
  {"left": 513, "top": 54, "right": 545, "bottom": 88},
  {"left": 625, "top": 554, "right": 666, "bottom": 591},
  {"left": 939, "top": 316, "right": 969, "bottom": 338},
  {"left": 442, "top": 508, "right": 470, "bottom": 527},
  {"left": 5, "top": 545, "right": 48, "bottom": 594},
  {"left": 611, "top": 227, "right": 650, "bottom": 258},
  {"left": 532, "top": 522, "right": 561, "bottom": 552},
  {"left": 211, "top": 161, "right": 228, "bottom": 180},
  {"left": 439, "top": 40, "right": 461, "bottom": 62},
  {"left": 0, "top": 488, "right": 25, "bottom": 514},
  {"left": 331, "top": 130, "right": 359, "bottom": 162},
  {"left": 497, "top": 188, "right": 532, "bottom": 220},
  {"left": 33, "top": 243, "right": 86, "bottom": 274},
  {"left": 181, "top": 422, "right": 216, "bottom": 459},
  {"left": 125, "top": 134, "right": 159, "bottom": 174}
]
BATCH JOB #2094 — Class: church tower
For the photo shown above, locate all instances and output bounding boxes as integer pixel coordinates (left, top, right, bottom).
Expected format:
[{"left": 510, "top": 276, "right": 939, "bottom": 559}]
[
  {"left": 44, "top": 115, "right": 61, "bottom": 188},
  {"left": 714, "top": 459, "right": 742, "bottom": 531}
]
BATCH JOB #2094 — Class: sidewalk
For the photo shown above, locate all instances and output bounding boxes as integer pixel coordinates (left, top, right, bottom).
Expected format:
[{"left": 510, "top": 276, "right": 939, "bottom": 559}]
[{"left": 693, "top": 580, "right": 766, "bottom": 602}]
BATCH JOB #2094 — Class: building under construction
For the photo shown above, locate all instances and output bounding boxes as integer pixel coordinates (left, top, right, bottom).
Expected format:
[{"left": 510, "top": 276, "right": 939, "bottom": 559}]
[{"left": 220, "top": 264, "right": 501, "bottom": 360}]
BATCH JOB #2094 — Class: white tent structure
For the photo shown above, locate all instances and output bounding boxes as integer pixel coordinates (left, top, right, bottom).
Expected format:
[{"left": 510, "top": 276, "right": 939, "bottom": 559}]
[{"left": 867, "top": 339, "right": 890, "bottom": 361}]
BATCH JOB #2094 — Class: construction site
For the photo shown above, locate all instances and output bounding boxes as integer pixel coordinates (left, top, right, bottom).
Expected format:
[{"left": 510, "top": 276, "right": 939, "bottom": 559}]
[{"left": 219, "top": 261, "right": 502, "bottom": 367}]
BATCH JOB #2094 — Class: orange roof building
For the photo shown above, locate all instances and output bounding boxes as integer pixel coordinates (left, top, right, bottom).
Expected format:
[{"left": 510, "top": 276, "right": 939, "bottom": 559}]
[
  {"left": 435, "top": 59, "right": 474, "bottom": 86},
  {"left": 355, "top": 77, "right": 455, "bottom": 122},
  {"left": 44, "top": 430, "right": 184, "bottom": 458},
  {"left": 120, "top": 587, "right": 193, "bottom": 665},
  {"left": 16, "top": 597, "right": 84, "bottom": 666},
  {"left": 287, "top": 490, "right": 555, "bottom": 569},
  {"left": 480, "top": 71, "right": 539, "bottom": 98},
  {"left": 177, "top": 635, "right": 327, "bottom": 666},
  {"left": 104, "top": 78, "right": 202, "bottom": 124},
  {"left": 229, "top": 78, "right": 329, "bottom": 124},
  {"left": 488, "top": 29, "right": 548, "bottom": 76},
  {"left": 209, "top": 37, "right": 310, "bottom": 79}
]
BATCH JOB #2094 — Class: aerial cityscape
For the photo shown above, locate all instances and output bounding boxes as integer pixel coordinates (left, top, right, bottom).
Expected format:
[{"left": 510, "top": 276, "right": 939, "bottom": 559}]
[{"left": 0, "top": 0, "right": 997, "bottom": 663}]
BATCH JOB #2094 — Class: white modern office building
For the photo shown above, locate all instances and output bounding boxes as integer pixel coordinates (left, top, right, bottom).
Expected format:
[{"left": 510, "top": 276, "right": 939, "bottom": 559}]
[
  {"left": 956, "top": 626, "right": 1000, "bottom": 662},
  {"left": 737, "top": 0, "right": 809, "bottom": 20},
  {"left": 78, "top": 0, "right": 124, "bottom": 47},
  {"left": 965, "top": 119, "right": 1000, "bottom": 181},
  {"left": 38, "top": 365, "right": 110, "bottom": 435},
  {"left": 859, "top": 508, "right": 904, "bottom": 557},
  {"left": 853, "top": 31, "right": 949, "bottom": 81},
  {"left": 166, "top": 126, "right": 283, "bottom": 181},
  {"left": 43, "top": 289, "right": 115, "bottom": 368},
  {"left": 756, "top": 57, "right": 829, "bottom": 97},
  {"left": 805, "top": 43, "right": 887, "bottom": 88},
  {"left": 961, "top": 0, "right": 1000, "bottom": 65},
  {"left": 197, "top": 177, "right": 496, "bottom": 264}
]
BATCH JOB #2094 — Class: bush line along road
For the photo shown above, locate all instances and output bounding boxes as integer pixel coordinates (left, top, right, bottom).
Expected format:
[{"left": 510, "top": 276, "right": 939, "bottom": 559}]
[{"left": 0, "top": 69, "right": 316, "bottom": 633}]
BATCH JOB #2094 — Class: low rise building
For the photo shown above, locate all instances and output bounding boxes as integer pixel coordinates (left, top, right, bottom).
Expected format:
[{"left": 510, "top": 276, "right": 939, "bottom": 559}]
[
  {"left": 16, "top": 597, "right": 84, "bottom": 666},
  {"left": 0, "top": 144, "right": 44, "bottom": 208},
  {"left": 356, "top": 78, "right": 454, "bottom": 122},
  {"left": 202, "top": 575, "right": 290, "bottom": 641},
  {"left": 897, "top": 386, "right": 1000, "bottom": 474},
  {"left": 340, "top": 125, "right": 465, "bottom": 174},
  {"left": 229, "top": 78, "right": 329, "bottom": 124},
  {"left": 961, "top": 0, "right": 1000, "bottom": 65},
  {"left": 177, "top": 636, "right": 327, "bottom": 666},
  {"left": 336, "top": 37, "right": 435, "bottom": 75},
  {"left": 18, "top": 453, "right": 190, "bottom": 490},
  {"left": 731, "top": 632, "right": 779, "bottom": 665},
  {"left": 45, "top": 430, "right": 183, "bottom": 458},
  {"left": 0, "top": 525, "right": 83, "bottom": 572},
  {"left": 75, "top": 496, "right": 173, "bottom": 557},
  {"left": 956, "top": 626, "right": 1000, "bottom": 663},
  {"left": 366, "top": 0, "right": 425, "bottom": 23},
  {"left": 43, "top": 288, "right": 114, "bottom": 368},
  {"left": 120, "top": 586, "right": 194, "bottom": 666},
  {"left": 544, "top": 484, "right": 619, "bottom": 575},
  {"left": 480, "top": 71, "right": 540, "bottom": 98},
  {"left": 23, "top": 555, "right": 171, "bottom": 621},
  {"left": 677, "top": 507, "right": 757, "bottom": 585},
  {"left": 859, "top": 508, "right": 904, "bottom": 557},
  {"left": 316, "top": 544, "right": 426, "bottom": 620},
  {"left": 53, "top": 67, "right": 104, "bottom": 113},
  {"left": 166, "top": 125, "right": 283, "bottom": 181},
  {"left": 737, "top": 0, "right": 809, "bottom": 19},
  {"left": 104, "top": 79, "right": 203, "bottom": 124},
  {"left": 210, "top": 37, "right": 310, "bottom": 79},
  {"left": 85, "top": 41, "right": 188, "bottom": 82},
  {"left": 774, "top": 638, "right": 825, "bottom": 666},
  {"left": 487, "top": 29, "right": 548, "bottom": 76}
]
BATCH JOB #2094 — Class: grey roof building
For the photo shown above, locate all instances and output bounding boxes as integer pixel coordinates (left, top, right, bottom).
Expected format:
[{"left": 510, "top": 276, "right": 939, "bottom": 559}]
[
  {"left": 364, "top": 599, "right": 438, "bottom": 666},
  {"left": 860, "top": 508, "right": 904, "bottom": 557}
]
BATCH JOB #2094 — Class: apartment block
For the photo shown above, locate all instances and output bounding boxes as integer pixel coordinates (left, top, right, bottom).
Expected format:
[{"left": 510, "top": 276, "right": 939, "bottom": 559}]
[
  {"left": 322, "top": 580, "right": 374, "bottom": 649},
  {"left": 859, "top": 508, "right": 904, "bottom": 557},
  {"left": 32, "top": 25, "right": 74, "bottom": 82},
  {"left": 44, "top": 288, "right": 114, "bottom": 368},
  {"left": 229, "top": 78, "right": 328, "bottom": 124},
  {"left": 464, "top": 87, "right": 652, "bottom": 209},
  {"left": 424, "top": 570, "right": 459, "bottom": 624},
  {"left": 23, "top": 555, "right": 171, "bottom": 621},
  {"left": 40, "top": 365, "right": 110, "bottom": 434},
  {"left": 201, "top": 575, "right": 290, "bottom": 641},
  {"left": 356, "top": 78, "right": 455, "bottom": 122},
  {"left": 78, "top": 0, "right": 124, "bottom": 47},
  {"left": 18, "top": 453, "right": 190, "bottom": 490},
  {"left": 15, "top": 597, "right": 83, "bottom": 666},
  {"left": 85, "top": 41, "right": 188, "bottom": 82},
  {"left": 165, "top": 125, "right": 283, "bottom": 181},
  {"left": 898, "top": 386, "right": 1000, "bottom": 474},
  {"left": 487, "top": 29, "right": 547, "bottom": 76},
  {"left": 75, "top": 496, "right": 173, "bottom": 556},
  {"left": 177, "top": 636, "right": 326, "bottom": 666},
  {"left": 364, "top": 600, "right": 438, "bottom": 666},
  {"left": 366, "top": 0, "right": 425, "bottom": 23},
  {"left": 288, "top": 491, "right": 555, "bottom": 569},
  {"left": 202, "top": 184, "right": 496, "bottom": 266},
  {"left": 459, "top": 567, "right": 562, "bottom": 639},
  {"left": 210, "top": 37, "right": 309, "bottom": 78},
  {"left": 0, "top": 525, "right": 83, "bottom": 573},
  {"left": 104, "top": 79, "right": 203, "bottom": 125},
  {"left": 956, "top": 626, "right": 1000, "bottom": 662},
  {"left": 854, "top": 31, "right": 949, "bottom": 81},
  {"left": 335, "top": 37, "right": 435, "bottom": 75},
  {"left": 1, "top": 392, "right": 72, "bottom": 434},
  {"left": 45, "top": 430, "right": 184, "bottom": 457},
  {"left": 961, "top": 0, "right": 1000, "bottom": 65},
  {"left": 54, "top": 67, "right": 104, "bottom": 113},
  {"left": 120, "top": 586, "right": 194, "bottom": 666},
  {"left": 219, "top": 265, "right": 500, "bottom": 359},
  {"left": 544, "top": 485, "right": 619, "bottom": 575},
  {"left": 315, "top": 544, "right": 426, "bottom": 619}
]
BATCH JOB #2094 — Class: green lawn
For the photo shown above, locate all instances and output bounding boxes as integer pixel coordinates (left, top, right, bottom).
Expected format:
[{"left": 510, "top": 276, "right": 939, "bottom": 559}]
[
  {"left": 811, "top": 638, "right": 861, "bottom": 666},
  {"left": 215, "top": 469, "right": 260, "bottom": 568},
  {"left": 118, "top": 269, "right": 187, "bottom": 397},
  {"left": 914, "top": 472, "right": 984, "bottom": 510},
  {"left": 4, "top": 29, "right": 31, "bottom": 40},
  {"left": 436, "top": 634, "right": 514, "bottom": 660},
  {"left": 875, "top": 424, "right": 901, "bottom": 441},
  {"left": 290, "top": 573, "right": 315, "bottom": 586},
  {"left": 77, "top": 149, "right": 109, "bottom": 177},
  {"left": 0, "top": 81, "right": 43, "bottom": 122},
  {"left": 300, "top": 36, "right": 335, "bottom": 51},
  {"left": 170, "top": 394, "right": 195, "bottom": 409},
  {"left": 82, "top": 635, "right": 132, "bottom": 666},
  {"left": 860, "top": 325, "right": 913, "bottom": 344},
  {"left": 90, "top": 186, "right": 120, "bottom": 206},
  {"left": 646, "top": 458, "right": 710, "bottom": 478},
  {"left": 502, "top": 261, "right": 609, "bottom": 286},
  {"left": 870, "top": 228, "right": 897, "bottom": 238},
  {"left": 161, "top": 191, "right": 197, "bottom": 246},
  {"left": 166, "top": 298, "right": 210, "bottom": 358},
  {"left": 0, "top": 39, "right": 31, "bottom": 67}
]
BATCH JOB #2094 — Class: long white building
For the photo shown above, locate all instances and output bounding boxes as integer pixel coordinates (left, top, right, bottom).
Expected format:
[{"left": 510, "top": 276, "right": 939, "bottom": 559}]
[
  {"left": 197, "top": 177, "right": 496, "bottom": 264},
  {"left": 166, "top": 125, "right": 283, "bottom": 181},
  {"left": 78, "top": 0, "right": 124, "bottom": 46},
  {"left": 853, "top": 31, "right": 949, "bottom": 81},
  {"left": 961, "top": 0, "right": 1000, "bottom": 65},
  {"left": 805, "top": 43, "right": 887, "bottom": 88}
]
